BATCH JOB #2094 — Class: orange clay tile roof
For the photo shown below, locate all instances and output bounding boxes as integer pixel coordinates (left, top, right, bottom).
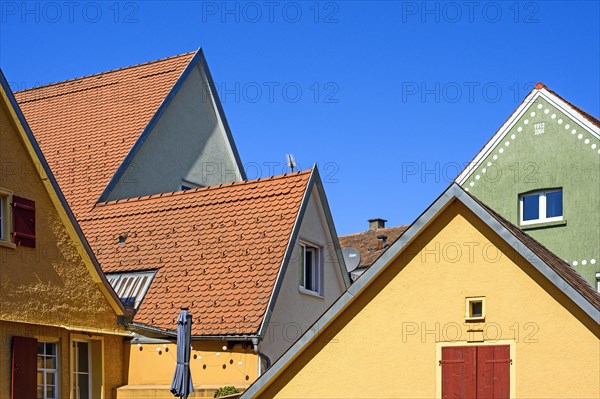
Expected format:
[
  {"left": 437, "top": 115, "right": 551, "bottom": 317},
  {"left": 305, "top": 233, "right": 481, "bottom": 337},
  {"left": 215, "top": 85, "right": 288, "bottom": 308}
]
[
  {"left": 79, "top": 171, "right": 312, "bottom": 336},
  {"left": 14, "top": 52, "right": 195, "bottom": 218},
  {"left": 339, "top": 225, "right": 409, "bottom": 268}
]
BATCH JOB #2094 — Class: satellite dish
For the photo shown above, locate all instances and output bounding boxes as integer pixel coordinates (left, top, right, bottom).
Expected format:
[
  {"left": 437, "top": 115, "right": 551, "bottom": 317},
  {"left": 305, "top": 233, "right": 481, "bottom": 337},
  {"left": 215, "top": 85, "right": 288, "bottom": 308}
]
[{"left": 342, "top": 247, "right": 361, "bottom": 272}]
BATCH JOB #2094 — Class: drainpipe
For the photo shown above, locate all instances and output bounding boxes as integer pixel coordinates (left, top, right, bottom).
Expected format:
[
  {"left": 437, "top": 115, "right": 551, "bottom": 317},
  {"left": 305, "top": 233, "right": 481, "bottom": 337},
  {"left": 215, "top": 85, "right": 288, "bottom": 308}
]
[{"left": 251, "top": 337, "right": 271, "bottom": 376}]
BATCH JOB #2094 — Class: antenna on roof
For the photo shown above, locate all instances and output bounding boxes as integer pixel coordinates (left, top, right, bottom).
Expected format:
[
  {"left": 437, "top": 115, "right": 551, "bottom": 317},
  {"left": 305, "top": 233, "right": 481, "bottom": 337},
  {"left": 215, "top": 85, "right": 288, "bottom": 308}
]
[{"left": 286, "top": 154, "right": 297, "bottom": 172}]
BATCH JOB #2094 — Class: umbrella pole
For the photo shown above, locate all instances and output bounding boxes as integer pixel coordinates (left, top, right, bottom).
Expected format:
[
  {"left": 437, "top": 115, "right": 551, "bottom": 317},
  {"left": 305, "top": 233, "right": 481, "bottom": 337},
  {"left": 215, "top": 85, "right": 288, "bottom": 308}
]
[{"left": 184, "top": 312, "right": 192, "bottom": 399}]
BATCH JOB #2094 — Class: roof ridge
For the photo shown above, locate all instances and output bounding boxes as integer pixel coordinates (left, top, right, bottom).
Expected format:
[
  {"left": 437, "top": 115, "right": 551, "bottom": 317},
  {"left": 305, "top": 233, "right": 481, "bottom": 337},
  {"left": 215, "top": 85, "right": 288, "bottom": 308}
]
[
  {"left": 15, "top": 51, "right": 196, "bottom": 94},
  {"left": 538, "top": 84, "right": 600, "bottom": 128},
  {"left": 92, "top": 170, "right": 312, "bottom": 209},
  {"left": 340, "top": 225, "right": 410, "bottom": 238}
]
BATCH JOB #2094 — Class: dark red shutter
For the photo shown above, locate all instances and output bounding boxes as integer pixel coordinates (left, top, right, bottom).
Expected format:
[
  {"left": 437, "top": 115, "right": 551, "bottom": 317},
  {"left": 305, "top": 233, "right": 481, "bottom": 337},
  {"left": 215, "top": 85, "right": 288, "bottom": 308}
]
[
  {"left": 441, "top": 346, "right": 477, "bottom": 399},
  {"left": 12, "top": 196, "right": 35, "bottom": 248},
  {"left": 477, "top": 345, "right": 510, "bottom": 399},
  {"left": 11, "top": 336, "right": 38, "bottom": 399}
]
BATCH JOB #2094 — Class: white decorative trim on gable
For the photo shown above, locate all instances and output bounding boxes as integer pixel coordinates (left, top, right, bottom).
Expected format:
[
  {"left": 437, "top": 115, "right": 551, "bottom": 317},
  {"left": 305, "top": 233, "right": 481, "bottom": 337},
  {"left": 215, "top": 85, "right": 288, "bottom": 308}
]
[{"left": 456, "top": 86, "right": 600, "bottom": 187}]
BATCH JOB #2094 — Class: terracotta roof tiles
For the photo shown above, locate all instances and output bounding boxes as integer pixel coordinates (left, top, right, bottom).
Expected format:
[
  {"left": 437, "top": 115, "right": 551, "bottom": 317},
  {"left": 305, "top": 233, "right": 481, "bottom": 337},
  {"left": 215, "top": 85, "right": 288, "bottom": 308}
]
[
  {"left": 339, "top": 225, "right": 409, "bottom": 268},
  {"left": 15, "top": 52, "right": 195, "bottom": 218},
  {"left": 80, "top": 171, "right": 312, "bottom": 335}
]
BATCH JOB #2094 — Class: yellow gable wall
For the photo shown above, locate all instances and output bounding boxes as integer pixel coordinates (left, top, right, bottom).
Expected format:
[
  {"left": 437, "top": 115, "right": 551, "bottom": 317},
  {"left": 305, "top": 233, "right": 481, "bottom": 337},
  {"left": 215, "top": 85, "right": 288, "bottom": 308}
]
[
  {"left": 260, "top": 201, "right": 600, "bottom": 398},
  {"left": 0, "top": 97, "right": 121, "bottom": 333}
]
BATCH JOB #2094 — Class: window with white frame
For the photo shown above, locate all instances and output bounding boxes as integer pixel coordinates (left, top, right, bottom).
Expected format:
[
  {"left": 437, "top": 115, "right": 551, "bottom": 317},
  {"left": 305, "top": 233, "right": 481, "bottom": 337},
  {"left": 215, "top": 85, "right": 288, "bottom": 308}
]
[
  {"left": 0, "top": 189, "right": 12, "bottom": 243},
  {"left": 299, "top": 242, "right": 323, "bottom": 295},
  {"left": 37, "top": 342, "right": 58, "bottom": 399},
  {"left": 519, "top": 189, "right": 563, "bottom": 225}
]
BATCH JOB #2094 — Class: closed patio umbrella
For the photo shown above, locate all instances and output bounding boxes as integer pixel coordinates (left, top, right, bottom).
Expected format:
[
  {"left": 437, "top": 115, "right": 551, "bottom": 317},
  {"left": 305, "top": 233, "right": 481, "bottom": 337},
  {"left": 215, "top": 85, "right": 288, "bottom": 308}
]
[{"left": 171, "top": 308, "right": 194, "bottom": 398}]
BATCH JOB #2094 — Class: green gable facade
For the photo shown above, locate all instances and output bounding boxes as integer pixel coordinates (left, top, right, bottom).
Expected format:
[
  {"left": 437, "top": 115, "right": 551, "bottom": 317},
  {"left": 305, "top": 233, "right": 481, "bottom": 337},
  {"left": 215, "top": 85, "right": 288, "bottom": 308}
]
[{"left": 457, "top": 85, "right": 600, "bottom": 288}]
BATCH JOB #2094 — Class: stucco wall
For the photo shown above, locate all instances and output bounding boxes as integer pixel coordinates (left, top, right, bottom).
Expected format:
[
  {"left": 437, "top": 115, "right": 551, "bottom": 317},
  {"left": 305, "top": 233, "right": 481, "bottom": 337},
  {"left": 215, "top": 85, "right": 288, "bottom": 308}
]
[
  {"left": 107, "top": 63, "right": 243, "bottom": 201},
  {"left": 124, "top": 341, "right": 258, "bottom": 390},
  {"left": 259, "top": 201, "right": 600, "bottom": 398},
  {"left": 0, "top": 320, "right": 125, "bottom": 399},
  {"left": 462, "top": 95, "right": 600, "bottom": 285},
  {"left": 260, "top": 187, "right": 347, "bottom": 364},
  {"left": 0, "top": 98, "right": 121, "bottom": 333}
]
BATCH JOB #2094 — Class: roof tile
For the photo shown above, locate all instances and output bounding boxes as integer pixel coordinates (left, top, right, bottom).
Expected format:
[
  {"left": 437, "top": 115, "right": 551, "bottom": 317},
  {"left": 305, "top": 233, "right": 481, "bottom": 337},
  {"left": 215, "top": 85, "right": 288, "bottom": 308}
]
[
  {"left": 80, "top": 171, "right": 312, "bottom": 335},
  {"left": 15, "top": 52, "right": 195, "bottom": 218}
]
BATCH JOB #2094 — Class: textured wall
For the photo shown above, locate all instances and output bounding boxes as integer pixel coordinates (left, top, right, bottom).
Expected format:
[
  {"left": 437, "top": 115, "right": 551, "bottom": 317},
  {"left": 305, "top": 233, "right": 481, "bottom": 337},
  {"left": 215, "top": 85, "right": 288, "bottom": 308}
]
[
  {"left": 0, "top": 99, "right": 121, "bottom": 332},
  {"left": 258, "top": 201, "right": 600, "bottom": 398},
  {"left": 0, "top": 95, "right": 126, "bottom": 398}
]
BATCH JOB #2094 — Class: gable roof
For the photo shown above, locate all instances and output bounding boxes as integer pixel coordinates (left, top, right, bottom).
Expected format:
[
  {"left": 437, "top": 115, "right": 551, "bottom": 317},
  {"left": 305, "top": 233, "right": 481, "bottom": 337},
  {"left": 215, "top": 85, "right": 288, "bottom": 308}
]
[
  {"left": 241, "top": 182, "right": 600, "bottom": 398},
  {"left": 79, "top": 170, "right": 313, "bottom": 336},
  {"left": 339, "top": 225, "right": 409, "bottom": 268},
  {"left": 14, "top": 50, "right": 227, "bottom": 217},
  {"left": 0, "top": 69, "right": 126, "bottom": 319},
  {"left": 456, "top": 83, "right": 600, "bottom": 185}
]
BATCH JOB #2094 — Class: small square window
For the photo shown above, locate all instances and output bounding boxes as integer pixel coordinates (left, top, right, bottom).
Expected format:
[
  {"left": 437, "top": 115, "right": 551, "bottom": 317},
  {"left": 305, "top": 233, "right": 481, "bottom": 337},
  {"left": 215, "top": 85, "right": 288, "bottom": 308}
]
[{"left": 465, "top": 297, "right": 485, "bottom": 321}]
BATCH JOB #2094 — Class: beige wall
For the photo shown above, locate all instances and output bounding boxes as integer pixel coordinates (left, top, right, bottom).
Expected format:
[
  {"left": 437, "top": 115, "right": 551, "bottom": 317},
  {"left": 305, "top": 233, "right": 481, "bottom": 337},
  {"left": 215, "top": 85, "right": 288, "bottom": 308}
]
[
  {"left": 123, "top": 341, "right": 258, "bottom": 395},
  {"left": 260, "top": 187, "right": 347, "bottom": 364},
  {"left": 258, "top": 201, "right": 600, "bottom": 398}
]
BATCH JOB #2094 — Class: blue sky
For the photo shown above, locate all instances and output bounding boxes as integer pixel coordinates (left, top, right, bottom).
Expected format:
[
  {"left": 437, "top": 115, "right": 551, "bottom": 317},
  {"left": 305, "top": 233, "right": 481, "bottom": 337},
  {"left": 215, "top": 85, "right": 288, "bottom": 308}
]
[{"left": 1, "top": 1, "right": 599, "bottom": 235}]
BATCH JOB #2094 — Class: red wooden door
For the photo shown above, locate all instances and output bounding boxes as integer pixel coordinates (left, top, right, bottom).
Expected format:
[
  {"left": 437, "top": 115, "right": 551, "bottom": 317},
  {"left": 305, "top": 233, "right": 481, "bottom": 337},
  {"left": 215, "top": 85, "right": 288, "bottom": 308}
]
[
  {"left": 477, "top": 345, "right": 510, "bottom": 399},
  {"left": 11, "top": 336, "right": 38, "bottom": 399},
  {"left": 441, "top": 346, "right": 477, "bottom": 399},
  {"left": 442, "top": 345, "right": 510, "bottom": 399}
]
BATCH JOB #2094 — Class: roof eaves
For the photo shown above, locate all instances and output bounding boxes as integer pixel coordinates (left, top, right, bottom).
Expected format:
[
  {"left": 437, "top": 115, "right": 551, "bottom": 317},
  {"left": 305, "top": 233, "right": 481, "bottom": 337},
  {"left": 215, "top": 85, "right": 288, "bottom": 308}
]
[
  {"left": 256, "top": 167, "right": 317, "bottom": 339},
  {"left": 98, "top": 47, "right": 204, "bottom": 203},
  {"left": 312, "top": 165, "right": 352, "bottom": 288},
  {"left": 198, "top": 48, "right": 247, "bottom": 180}
]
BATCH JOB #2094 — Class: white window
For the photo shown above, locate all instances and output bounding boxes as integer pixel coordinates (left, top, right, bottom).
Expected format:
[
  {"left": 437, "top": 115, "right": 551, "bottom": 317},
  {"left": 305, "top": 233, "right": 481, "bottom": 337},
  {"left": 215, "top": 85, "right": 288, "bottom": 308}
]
[
  {"left": 0, "top": 189, "right": 12, "bottom": 244},
  {"left": 37, "top": 342, "right": 58, "bottom": 399},
  {"left": 519, "top": 189, "right": 563, "bottom": 225},
  {"left": 299, "top": 242, "right": 323, "bottom": 295}
]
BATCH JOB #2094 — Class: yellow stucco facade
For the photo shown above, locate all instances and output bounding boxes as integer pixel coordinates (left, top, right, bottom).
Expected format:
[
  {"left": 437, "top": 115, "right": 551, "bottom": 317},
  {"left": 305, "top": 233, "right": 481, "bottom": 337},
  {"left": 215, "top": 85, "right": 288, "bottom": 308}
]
[
  {"left": 0, "top": 80, "right": 127, "bottom": 398},
  {"left": 117, "top": 341, "right": 258, "bottom": 398},
  {"left": 254, "top": 201, "right": 600, "bottom": 398}
]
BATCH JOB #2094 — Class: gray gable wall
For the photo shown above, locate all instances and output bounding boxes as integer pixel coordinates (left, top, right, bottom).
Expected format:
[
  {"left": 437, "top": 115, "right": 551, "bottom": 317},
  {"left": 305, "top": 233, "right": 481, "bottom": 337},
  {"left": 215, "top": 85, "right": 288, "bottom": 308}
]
[{"left": 106, "top": 58, "right": 244, "bottom": 201}]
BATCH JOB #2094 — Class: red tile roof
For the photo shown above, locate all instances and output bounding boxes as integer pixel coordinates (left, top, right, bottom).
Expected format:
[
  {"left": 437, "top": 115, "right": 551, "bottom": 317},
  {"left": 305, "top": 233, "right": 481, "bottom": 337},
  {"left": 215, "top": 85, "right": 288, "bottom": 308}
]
[
  {"left": 14, "top": 52, "right": 195, "bottom": 218},
  {"left": 339, "top": 225, "right": 409, "bottom": 268},
  {"left": 80, "top": 171, "right": 312, "bottom": 335}
]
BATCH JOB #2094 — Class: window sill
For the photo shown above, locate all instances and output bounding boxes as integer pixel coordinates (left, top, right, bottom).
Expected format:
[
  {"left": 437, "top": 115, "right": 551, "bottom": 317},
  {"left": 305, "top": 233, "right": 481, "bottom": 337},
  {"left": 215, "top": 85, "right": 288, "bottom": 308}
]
[
  {"left": 0, "top": 240, "right": 16, "bottom": 249},
  {"left": 299, "top": 286, "right": 324, "bottom": 299},
  {"left": 465, "top": 317, "right": 485, "bottom": 322},
  {"left": 520, "top": 219, "right": 567, "bottom": 231}
]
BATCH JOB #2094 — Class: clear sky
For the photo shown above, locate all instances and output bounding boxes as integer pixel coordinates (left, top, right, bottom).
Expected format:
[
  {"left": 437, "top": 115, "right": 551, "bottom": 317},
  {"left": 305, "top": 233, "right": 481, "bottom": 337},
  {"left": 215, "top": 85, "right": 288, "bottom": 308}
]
[{"left": 1, "top": 1, "right": 598, "bottom": 235}]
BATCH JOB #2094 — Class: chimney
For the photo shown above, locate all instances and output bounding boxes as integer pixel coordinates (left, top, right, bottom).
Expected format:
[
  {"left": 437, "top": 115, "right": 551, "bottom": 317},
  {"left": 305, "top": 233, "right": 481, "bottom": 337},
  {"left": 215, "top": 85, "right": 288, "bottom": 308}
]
[
  {"left": 368, "top": 218, "right": 387, "bottom": 231},
  {"left": 377, "top": 235, "right": 388, "bottom": 250}
]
